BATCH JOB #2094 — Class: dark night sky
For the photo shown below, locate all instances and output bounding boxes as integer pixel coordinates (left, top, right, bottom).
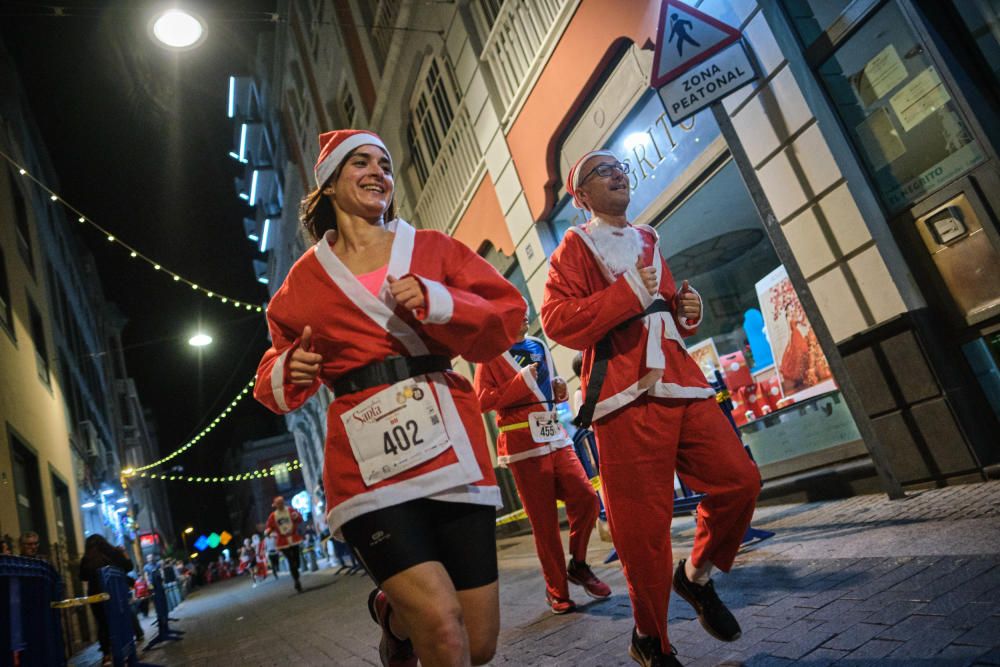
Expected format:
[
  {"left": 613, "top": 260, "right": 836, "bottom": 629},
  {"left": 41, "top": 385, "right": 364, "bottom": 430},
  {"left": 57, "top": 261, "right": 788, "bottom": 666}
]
[{"left": 2, "top": 2, "right": 287, "bottom": 533}]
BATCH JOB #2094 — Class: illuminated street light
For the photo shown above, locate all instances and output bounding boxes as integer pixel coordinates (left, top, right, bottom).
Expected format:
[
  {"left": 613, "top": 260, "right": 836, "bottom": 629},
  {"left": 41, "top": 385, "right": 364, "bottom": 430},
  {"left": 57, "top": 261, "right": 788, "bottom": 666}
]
[
  {"left": 184, "top": 526, "right": 194, "bottom": 534},
  {"left": 188, "top": 333, "right": 213, "bottom": 347},
  {"left": 149, "top": 9, "right": 206, "bottom": 50}
]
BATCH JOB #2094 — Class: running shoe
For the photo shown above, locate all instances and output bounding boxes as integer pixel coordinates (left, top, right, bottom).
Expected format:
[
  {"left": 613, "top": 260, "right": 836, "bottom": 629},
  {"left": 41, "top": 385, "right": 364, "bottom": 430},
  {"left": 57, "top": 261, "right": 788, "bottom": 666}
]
[
  {"left": 629, "top": 628, "right": 683, "bottom": 666},
  {"left": 672, "top": 559, "right": 741, "bottom": 641},
  {"left": 545, "top": 591, "right": 576, "bottom": 614},
  {"left": 567, "top": 558, "right": 612, "bottom": 599},
  {"left": 367, "top": 588, "right": 417, "bottom": 667}
]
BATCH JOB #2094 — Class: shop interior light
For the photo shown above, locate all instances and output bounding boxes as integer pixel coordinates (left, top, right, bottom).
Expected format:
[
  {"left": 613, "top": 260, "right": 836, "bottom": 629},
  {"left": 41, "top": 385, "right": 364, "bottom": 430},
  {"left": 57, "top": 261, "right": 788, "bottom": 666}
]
[
  {"left": 81, "top": 501, "right": 97, "bottom": 509},
  {"left": 227, "top": 76, "right": 236, "bottom": 118},
  {"left": 116, "top": 497, "right": 128, "bottom": 504},
  {"left": 624, "top": 131, "right": 648, "bottom": 151},
  {"left": 100, "top": 488, "right": 116, "bottom": 496}
]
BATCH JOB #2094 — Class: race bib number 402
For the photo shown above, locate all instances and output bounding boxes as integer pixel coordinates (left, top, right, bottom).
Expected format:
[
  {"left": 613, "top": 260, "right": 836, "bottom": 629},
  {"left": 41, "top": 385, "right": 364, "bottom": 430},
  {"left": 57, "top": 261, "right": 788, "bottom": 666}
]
[{"left": 342, "top": 379, "right": 452, "bottom": 486}]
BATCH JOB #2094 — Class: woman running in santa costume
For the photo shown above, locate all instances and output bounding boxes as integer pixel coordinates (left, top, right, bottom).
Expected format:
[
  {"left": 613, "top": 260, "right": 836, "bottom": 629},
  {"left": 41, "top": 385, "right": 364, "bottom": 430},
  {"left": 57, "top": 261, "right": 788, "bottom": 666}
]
[{"left": 255, "top": 129, "right": 524, "bottom": 667}]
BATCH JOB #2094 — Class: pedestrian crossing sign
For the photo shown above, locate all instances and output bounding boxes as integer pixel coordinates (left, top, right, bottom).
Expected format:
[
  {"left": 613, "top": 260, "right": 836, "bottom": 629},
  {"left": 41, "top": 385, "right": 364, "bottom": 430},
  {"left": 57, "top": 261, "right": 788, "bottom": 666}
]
[{"left": 651, "top": 0, "right": 742, "bottom": 88}]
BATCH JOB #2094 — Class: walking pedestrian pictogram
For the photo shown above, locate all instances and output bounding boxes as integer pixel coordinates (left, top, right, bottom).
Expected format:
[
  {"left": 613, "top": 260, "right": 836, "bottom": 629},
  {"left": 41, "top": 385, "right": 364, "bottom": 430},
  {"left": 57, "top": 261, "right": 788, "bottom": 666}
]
[
  {"left": 651, "top": 0, "right": 742, "bottom": 88},
  {"left": 669, "top": 12, "right": 700, "bottom": 57}
]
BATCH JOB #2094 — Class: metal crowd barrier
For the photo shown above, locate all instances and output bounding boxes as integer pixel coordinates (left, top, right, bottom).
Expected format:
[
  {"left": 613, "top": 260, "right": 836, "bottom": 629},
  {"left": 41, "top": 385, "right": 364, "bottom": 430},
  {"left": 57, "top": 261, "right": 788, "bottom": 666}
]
[
  {"left": 1, "top": 554, "right": 66, "bottom": 667},
  {"left": 98, "top": 566, "right": 138, "bottom": 667}
]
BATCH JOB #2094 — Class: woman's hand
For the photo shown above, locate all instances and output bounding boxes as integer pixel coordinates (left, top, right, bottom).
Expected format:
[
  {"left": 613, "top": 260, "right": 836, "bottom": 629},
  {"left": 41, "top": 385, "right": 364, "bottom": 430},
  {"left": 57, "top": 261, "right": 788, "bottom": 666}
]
[
  {"left": 387, "top": 275, "right": 426, "bottom": 311},
  {"left": 288, "top": 325, "right": 324, "bottom": 385}
]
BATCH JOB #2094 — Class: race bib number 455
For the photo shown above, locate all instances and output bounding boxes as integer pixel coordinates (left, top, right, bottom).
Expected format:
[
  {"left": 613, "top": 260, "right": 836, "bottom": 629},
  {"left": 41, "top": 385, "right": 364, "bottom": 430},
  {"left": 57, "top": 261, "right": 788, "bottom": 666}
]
[{"left": 342, "top": 379, "right": 452, "bottom": 486}]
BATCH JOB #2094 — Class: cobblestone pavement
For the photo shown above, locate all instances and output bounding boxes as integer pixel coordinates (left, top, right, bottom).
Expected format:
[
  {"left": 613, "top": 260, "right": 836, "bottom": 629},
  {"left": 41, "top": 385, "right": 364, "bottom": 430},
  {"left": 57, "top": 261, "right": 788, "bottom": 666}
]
[{"left": 71, "top": 481, "right": 1000, "bottom": 666}]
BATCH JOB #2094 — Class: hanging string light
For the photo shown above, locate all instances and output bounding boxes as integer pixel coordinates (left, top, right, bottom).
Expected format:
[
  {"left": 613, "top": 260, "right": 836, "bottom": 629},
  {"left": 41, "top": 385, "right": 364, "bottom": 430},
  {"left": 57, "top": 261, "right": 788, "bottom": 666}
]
[
  {"left": 1, "top": 150, "right": 265, "bottom": 313},
  {"left": 134, "top": 459, "right": 302, "bottom": 484},
  {"left": 123, "top": 378, "right": 256, "bottom": 474}
]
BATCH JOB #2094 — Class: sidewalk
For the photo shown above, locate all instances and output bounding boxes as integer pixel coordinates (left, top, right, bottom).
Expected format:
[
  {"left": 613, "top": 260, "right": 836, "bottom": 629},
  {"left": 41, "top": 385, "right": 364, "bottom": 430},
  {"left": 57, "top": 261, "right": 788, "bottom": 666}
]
[{"left": 69, "top": 480, "right": 1000, "bottom": 665}]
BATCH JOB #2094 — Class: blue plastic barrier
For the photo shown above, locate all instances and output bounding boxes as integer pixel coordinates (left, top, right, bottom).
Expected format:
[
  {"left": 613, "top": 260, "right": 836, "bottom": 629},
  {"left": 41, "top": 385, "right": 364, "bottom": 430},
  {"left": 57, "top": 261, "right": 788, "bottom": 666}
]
[
  {"left": 0, "top": 554, "right": 66, "bottom": 667},
  {"left": 144, "top": 570, "right": 182, "bottom": 650},
  {"left": 98, "top": 566, "right": 137, "bottom": 667}
]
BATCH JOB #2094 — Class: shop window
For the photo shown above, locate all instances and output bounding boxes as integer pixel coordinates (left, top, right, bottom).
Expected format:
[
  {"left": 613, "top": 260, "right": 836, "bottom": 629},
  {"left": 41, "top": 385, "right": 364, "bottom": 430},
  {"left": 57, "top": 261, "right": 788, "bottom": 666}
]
[
  {"left": 27, "top": 294, "right": 50, "bottom": 385},
  {"left": 0, "top": 245, "right": 13, "bottom": 340},
  {"left": 655, "top": 160, "right": 861, "bottom": 469},
  {"left": 952, "top": 0, "right": 1000, "bottom": 90},
  {"left": 790, "top": 1, "right": 986, "bottom": 214},
  {"left": 781, "top": 0, "right": 856, "bottom": 49}
]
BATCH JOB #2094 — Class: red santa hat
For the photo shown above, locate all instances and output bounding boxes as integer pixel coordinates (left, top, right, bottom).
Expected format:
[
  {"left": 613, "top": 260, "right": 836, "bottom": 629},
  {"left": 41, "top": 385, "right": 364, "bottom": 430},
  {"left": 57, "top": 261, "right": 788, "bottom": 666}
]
[
  {"left": 566, "top": 149, "right": 618, "bottom": 209},
  {"left": 313, "top": 129, "right": 391, "bottom": 188}
]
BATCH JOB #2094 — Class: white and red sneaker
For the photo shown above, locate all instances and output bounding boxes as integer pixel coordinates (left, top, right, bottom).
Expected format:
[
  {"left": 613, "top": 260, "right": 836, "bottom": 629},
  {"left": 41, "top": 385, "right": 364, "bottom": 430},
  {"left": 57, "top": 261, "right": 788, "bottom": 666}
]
[
  {"left": 367, "top": 589, "right": 418, "bottom": 667},
  {"left": 546, "top": 591, "right": 577, "bottom": 614}
]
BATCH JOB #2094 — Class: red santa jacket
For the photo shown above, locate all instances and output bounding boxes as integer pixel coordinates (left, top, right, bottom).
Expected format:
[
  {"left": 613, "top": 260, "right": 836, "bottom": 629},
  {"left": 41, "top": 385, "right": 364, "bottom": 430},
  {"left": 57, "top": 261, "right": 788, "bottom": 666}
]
[
  {"left": 254, "top": 219, "right": 525, "bottom": 533},
  {"left": 541, "top": 220, "right": 715, "bottom": 424},
  {"left": 474, "top": 336, "right": 573, "bottom": 466},
  {"left": 265, "top": 507, "right": 303, "bottom": 549}
]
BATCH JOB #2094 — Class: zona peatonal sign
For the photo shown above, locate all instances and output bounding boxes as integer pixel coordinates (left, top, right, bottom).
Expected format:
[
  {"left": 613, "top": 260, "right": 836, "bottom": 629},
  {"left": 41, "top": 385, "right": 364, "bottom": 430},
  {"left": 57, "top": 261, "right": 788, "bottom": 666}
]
[{"left": 650, "top": 0, "right": 759, "bottom": 124}]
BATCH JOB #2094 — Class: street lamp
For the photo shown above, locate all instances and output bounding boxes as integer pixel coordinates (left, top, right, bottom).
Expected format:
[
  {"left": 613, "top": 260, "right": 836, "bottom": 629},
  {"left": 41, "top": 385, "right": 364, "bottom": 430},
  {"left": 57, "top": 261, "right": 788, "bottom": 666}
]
[
  {"left": 188, "top": 333, "right": 212, "bottom": 347},
  {"left": 149, "top": 8, "right": 207, "bottom": 50},
  {"left": 181, "top": 526, "right": 194, "bottom": 552}
]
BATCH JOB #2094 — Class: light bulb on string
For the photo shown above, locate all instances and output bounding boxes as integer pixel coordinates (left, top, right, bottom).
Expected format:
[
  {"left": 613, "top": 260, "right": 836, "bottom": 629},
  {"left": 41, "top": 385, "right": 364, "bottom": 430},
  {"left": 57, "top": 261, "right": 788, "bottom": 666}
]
[{"left": 0, "top": 150, "right": 266, "bottom": 314}]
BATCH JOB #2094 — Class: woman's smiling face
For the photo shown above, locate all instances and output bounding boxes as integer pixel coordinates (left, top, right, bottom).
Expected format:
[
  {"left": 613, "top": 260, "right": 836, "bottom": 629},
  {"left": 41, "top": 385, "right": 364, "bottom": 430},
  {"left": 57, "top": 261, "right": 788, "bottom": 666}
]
[{"left": 326, "top": 145, "right": 394, "bottom": 219}]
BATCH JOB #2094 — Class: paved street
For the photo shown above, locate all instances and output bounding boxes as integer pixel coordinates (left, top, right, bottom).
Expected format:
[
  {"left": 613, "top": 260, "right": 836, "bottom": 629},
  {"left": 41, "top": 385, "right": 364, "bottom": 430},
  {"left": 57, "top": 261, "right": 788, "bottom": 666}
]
[{"left": 72, "top": 481, "right": 1000, "bottom": 666}]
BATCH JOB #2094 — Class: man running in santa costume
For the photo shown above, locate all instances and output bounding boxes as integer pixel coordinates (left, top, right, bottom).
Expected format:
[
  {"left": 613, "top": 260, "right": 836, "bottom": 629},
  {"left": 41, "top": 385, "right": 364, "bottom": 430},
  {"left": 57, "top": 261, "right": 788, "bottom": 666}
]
[
  {"left": 474, "top": 317, "right": 610, "bottom": 615},
  {"left": 541, "top": 150, "right": 759, "bottom": 667},
  {"left": 265, "top": 495, "right": 305, "bottom": 593}
]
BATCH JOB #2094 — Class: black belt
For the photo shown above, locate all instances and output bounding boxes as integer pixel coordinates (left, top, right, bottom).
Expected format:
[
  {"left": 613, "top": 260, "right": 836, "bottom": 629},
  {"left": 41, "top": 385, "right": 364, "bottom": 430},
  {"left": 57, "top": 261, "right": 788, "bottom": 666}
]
[
  {"left": 331, "top": 355, "right": 452, "bottom": 397},
  {"left": 573, "top": 299, "right": 671, "bottom": 429}
]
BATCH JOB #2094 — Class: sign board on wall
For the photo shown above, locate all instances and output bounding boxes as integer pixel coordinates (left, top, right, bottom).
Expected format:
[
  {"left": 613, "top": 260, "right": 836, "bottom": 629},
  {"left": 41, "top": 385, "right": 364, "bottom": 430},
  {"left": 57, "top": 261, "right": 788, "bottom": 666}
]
[{"left": 651, "top": 0, "right": 759, "bottom": 124}]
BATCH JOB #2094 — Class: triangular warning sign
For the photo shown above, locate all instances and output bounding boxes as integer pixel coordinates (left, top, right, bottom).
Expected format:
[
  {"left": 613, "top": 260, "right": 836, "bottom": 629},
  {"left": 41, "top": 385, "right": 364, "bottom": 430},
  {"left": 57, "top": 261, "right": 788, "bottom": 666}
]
[{"left": 651, "top": 0, "right": 741, "bottom": 88}]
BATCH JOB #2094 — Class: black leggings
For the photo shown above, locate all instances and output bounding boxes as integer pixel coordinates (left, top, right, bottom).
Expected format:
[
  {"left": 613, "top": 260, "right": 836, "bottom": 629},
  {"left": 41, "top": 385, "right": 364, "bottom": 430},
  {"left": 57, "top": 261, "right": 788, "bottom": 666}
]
[
  {"left": 282, "top": 545, "right": 301, "bottom": 581},
  {"left": 342, "top": 499, "right": 497, "bottom": 590}
]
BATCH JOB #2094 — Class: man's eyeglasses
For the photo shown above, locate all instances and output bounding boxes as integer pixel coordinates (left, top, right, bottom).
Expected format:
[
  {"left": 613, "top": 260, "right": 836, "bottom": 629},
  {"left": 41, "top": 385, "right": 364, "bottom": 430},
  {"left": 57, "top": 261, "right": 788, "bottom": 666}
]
[{"left": 579, "top": 160, "right": 630, "bottom": 185}]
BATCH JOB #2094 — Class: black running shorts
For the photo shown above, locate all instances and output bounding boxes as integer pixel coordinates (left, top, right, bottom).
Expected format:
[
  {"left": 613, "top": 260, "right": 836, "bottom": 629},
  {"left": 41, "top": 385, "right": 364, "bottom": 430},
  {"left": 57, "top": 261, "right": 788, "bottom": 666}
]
[{"left": 341, "top": 499, "right": 498, "bottom": 590}]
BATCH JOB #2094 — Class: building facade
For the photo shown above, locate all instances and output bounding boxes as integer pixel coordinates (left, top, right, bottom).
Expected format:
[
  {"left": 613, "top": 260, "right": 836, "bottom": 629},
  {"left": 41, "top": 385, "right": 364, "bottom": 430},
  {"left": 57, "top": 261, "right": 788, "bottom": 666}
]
[
  {"left": 1, "top": 36, "right": 174, "bottom": 654},
  {"left": 232, "top": 0, "right": 999, "bottom": 511}
]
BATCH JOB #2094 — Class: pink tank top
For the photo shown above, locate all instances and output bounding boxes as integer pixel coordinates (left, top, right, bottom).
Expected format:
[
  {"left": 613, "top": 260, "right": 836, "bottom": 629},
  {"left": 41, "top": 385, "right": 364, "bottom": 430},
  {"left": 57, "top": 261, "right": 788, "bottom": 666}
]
[{"left": 356, "top": 264, "right": 388, "bottom": 296}]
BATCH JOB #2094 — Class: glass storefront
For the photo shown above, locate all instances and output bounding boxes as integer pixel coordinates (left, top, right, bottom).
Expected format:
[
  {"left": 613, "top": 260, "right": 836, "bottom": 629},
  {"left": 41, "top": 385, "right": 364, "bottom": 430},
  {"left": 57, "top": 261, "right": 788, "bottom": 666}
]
[
  {"left": 652, "top": 160, "right": 862, "bottom": 471},
  {"left": 551, "top": 91, "right": 863, "bottom": 477}
]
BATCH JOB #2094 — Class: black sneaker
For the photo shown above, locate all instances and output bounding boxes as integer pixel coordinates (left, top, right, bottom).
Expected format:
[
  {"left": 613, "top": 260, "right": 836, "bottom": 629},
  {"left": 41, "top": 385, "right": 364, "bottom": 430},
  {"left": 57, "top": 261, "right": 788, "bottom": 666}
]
[
  {"left": 672, "top": 559, "right": 741, "bottom": 641},
  {"left": 294, "top": 579, "right": 303, "bottom": 593},
  {"left": 629, "top": 628, "right": 683, "bottom": 666}
]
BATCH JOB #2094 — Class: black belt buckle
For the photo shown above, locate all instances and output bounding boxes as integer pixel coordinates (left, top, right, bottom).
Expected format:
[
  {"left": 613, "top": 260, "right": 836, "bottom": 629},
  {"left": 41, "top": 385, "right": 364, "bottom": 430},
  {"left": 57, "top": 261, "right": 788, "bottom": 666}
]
[{"left": 384, "top": 355, "right": 410, "bottom": 384}]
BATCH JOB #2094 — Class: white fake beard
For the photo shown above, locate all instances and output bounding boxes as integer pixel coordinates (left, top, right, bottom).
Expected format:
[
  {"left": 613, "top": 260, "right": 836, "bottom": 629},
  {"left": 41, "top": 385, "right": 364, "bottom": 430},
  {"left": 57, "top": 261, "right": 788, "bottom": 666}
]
[{"left": 586, "top": 220, "right": 644, "bottom": 276}]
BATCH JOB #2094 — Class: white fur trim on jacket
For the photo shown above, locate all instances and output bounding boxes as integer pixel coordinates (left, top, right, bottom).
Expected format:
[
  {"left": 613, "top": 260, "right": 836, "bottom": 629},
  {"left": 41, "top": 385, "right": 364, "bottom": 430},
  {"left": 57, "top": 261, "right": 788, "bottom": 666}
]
[{"left": 414, "top": 277, "right": 454, "bottom": 324}]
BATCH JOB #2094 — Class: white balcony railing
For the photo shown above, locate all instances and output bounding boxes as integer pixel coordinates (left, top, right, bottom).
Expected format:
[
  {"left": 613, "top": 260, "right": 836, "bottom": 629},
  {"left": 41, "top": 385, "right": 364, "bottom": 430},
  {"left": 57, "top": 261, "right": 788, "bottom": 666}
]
[
  {"left": 475, "top": 0, "right": 578, "bottom": 125},
  {"left": 412, "top": 102, "right": 483, "bottom": 233}
]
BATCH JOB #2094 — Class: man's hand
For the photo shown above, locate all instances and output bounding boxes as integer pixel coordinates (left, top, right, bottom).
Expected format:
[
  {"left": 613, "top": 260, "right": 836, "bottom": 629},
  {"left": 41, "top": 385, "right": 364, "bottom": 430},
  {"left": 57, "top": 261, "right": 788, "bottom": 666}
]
[
  {"left": 526, "top": 362, "right": 539, "bottom": 381},
  {"left": 552, "top": 377, "right": 568, "bottom": 403},
  {"left": 387, "top": 275, "right": 426, "bottom": 311},
  {"left": 635, "top": 257, "right": 658, "bottom": 296},
  {"left": 289, "top": 325, "right": 323, "bottom": 385},
  {"left": 677, "top": 280, "right": 701, "bottom": 322}
]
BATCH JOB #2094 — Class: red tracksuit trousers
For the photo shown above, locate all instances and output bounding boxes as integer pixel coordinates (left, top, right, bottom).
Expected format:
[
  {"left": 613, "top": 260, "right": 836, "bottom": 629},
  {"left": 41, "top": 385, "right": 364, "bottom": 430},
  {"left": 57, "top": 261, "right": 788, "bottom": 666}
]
[
  {"left": 594, "top": 395, "right": 759, "bottom": 652},
  {"left": 509, "top": 445, "right": 601, "bottom": 600}
]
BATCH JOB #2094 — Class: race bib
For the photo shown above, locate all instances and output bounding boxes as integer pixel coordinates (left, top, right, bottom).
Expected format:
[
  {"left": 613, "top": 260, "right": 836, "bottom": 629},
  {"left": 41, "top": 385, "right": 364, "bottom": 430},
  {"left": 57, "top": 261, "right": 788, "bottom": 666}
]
[
  {"left": 342, "top": 379, "right": 451, "bottom": 486},
  {"left": 528, "top": 411, "right": 565, "bottom": 443}
]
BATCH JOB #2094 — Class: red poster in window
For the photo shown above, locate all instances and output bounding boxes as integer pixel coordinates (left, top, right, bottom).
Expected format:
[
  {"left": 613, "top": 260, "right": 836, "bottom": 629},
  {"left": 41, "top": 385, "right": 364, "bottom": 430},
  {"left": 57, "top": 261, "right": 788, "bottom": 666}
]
[{"left": 755, "top": 266, "right": 836, "bottom": 402}]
